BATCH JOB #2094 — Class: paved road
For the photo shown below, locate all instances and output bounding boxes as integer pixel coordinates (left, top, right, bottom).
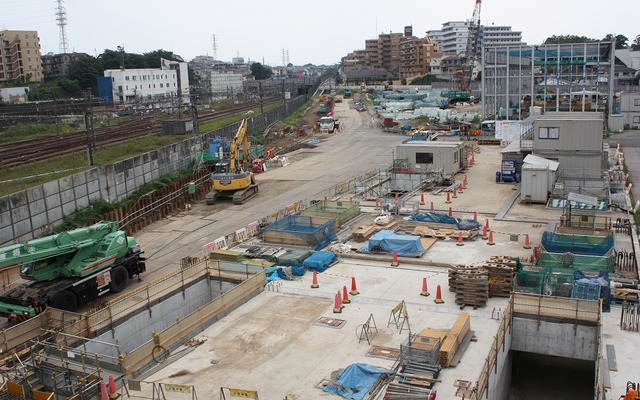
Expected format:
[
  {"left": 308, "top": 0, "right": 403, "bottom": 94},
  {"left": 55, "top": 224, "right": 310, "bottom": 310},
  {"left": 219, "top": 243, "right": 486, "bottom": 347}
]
[{"left": 136, "top": 100, "right": 405, "bottom": 276}]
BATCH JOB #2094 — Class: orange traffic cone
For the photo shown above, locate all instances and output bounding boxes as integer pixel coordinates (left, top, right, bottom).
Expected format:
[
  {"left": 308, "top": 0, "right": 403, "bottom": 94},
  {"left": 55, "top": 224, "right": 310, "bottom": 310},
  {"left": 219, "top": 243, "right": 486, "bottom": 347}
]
[
  {"left": 473, "top": 211, "right": 477, "bottom": 222},
  {"left": 448, "top": 207, "right": 453, "bottom": 217},
  {"left": 523, "top": 234, "right": 531, "bottom": 249},
  {"left": 108, "top": 375, "right": 117, "bottom": 399},
  {"left": 350, "top": 276, "right": 359, "bottom": 295},
  {"left": 482, "top": 225, "right": 488, "bottom": 240},
  {"left": 333, "top": 292, "right": 342, "bottom": 313},
  {"left": 100, "top": 381, "right": 108, "bottom": 400},
  {"left": 446, "top": 192, "right": 451, "bottom": 204},
  {"left": 430, "top": 201, "right": 435, "bottom": 212},
  {"left": 463, "top": 175, "right": 468, "bottom": 187},
  {"left": 311, "top": 271, "right": 319, "bottom": 288},
  {"left": 456, "top": 231, "right": 464, "bottom": 246},
  {"left": 434, "top": 285, "right": 444, "bottom": 304},
  {"left": 375, "top": 198, "right": 380, "bottom": 209},
  {"left": 342, "top": 286, "right": 350, "bottom": 304},
  {"left": 420, "top": 277, "right": 430, "bottom": 297},
  {"left": 458, "top": 182, "right": 463, "bottom": 193},
  {"left": 485, "top": 218, "right": 490, "bottom": 231},
  {"left": 391, "top": 250, "right": 399, "bottom": 267},
  {"left": 452, "top": 187, "right": 458, "bottom": 198},
  {"left": 420, "top": 193, "right": 425, "bottom": 205},
  {"left": 487, "top": 231, "right": 495, "bottom": 245}
]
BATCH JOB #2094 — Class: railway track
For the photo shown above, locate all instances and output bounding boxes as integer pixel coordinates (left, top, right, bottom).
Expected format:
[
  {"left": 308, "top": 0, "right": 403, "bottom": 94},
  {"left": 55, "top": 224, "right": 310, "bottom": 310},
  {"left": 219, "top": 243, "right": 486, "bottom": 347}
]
[{"left": 0, "top": 98, "right": 282, "bottom": 169}]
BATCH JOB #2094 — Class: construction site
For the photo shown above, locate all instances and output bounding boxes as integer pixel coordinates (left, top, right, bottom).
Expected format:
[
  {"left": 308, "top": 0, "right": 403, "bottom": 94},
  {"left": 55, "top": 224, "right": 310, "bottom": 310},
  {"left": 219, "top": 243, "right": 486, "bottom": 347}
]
[{"left": 0, "top": 85, "right": 638, "bottom": 400}]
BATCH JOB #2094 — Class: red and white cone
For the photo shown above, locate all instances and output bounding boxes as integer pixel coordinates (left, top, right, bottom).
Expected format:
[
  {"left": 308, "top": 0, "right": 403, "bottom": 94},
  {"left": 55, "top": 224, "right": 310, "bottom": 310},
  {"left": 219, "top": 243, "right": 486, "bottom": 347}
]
[
  {"left": 430, "top": 201, "right": 435, "bottom": 211},
  {"left": 473, "top": 211, "right": 478, "bottom": 222},
  {"left": 375, "top": 198, "right": 380, "bottom": 209},
  {"left": 420, "top": 193, "right": 425, "bottom": 205},
  {"left": 350, "top": 276, "right": 359, "bottom": 295},
  {"left": 448, "top": 207, "right": 453, "bottom": 217},
  {"left": 523, "top": 233, "right": 531, "bottom": 249},
  {"left": 391, "top": 250, "right": 399, "bottom": 267},
  {"left": 342, "top": 286, "right": 351, "bottom": 304},
  {"left": 333, "top": 292, "right": 342, "bottom": 313},
  {"left": 100, "top": 381, "right": 109, "bottom": 400},
  {"left": 453, "top": 187, "right": 458, "bottom": 198},
  {"left": 108, "top": 375, "right": 117, "bottom": 398},
  {"left": 446, "top": 192, "right": 451, "bottom": 204},
  {"left": 420, "top": 277, "right": 430, "bottom": 297},
  {"left": 485, "top": 218, "right": 490, "bottom": 231},
  {"left": 487, "top": 231, "right": 495, "bottom": 245},
  {"left": 482, "top": 225, "right": 488, "bottom": 240},
  {"left": 434, "top": 285, "right": 444, "bottom": 304},
  {"left": 456, "top": 231, "right": 464, "bottom": 246},
  {"left": 311, "top": 271, "right": 319, "bottom": 288}
]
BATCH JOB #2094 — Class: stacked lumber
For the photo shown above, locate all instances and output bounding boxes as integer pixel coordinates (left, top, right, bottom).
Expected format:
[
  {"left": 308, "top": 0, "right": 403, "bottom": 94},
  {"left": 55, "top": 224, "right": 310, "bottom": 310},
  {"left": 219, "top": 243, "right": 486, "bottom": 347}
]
[
  {"left": 412, "top": 226, "right": 474, "bottom": 240},
  {"left": 483, "top": 257, "right": 517, "bottom": 297},
  {"left": 454, "top": 268, "right": 489, "bottom": 309},
  {"left": 448, "top": 265, "right": 479, "bottom": 292},
  {"left": 208, "top": 249, "right": 244, "bottom": 262},
  {"left": 439, "top": 312, "right": 470, "bottom": 367},
  {"left": 352, "top": 220, "right": 399, "bottom": 242},
  {"left": 352, "top": 225, "right": 377, "bottom": 242}
]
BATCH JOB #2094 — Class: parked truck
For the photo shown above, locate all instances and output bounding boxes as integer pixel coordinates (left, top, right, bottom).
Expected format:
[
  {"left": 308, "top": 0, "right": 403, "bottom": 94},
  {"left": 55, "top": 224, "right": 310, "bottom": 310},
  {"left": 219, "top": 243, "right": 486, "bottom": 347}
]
[{"left": 0, "top": 221, "right": 146, "bottom": 321}]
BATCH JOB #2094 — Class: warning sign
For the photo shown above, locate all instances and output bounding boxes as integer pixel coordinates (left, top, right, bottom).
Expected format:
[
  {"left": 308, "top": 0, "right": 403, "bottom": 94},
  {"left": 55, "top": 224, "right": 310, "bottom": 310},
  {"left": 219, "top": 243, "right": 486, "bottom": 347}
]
[
  {"left": 164, "top": 384, "right": 191, "bottom": 393},
  {"left": 229, "top": 388, "right": 258, "bottom": 399}
]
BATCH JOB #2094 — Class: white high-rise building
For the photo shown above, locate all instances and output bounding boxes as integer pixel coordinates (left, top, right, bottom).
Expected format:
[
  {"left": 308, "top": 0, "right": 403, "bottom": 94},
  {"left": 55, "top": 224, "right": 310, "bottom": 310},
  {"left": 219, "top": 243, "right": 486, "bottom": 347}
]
[{"left": 427, "top": 22, "right": 524, "bottom": 57}]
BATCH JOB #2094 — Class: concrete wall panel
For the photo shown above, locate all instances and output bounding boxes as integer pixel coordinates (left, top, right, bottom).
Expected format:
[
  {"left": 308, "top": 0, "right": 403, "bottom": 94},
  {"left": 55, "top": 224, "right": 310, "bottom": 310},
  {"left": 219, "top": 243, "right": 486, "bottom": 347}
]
[{"left": 511, "top": 317, "right": 597, "bottom": 361}]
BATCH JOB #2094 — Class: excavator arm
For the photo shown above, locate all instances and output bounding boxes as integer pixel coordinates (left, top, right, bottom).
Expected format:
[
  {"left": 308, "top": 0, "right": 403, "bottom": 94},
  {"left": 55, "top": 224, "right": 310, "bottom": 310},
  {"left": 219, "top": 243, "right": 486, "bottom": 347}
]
[{"left": 229, "top": 119, "right": 249, "bottom": 173}]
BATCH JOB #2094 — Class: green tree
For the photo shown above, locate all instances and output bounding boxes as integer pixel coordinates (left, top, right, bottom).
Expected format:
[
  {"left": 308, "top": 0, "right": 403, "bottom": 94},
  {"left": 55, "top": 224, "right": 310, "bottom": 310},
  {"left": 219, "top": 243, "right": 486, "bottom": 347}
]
[
  {"left": 603, "top": 34, "right": 629, "bottom": 49},
  {"left": 250, "top": 62, "right": 273, "bottom": 80},
  {"left": 543, "top": 35, "right": 598, "bottom": 44},
  {"left": 66, "top": 55, "right": 104, "bottom": 90},
  {"left": 56, "top": 76, "right": 81, "bottom": 93},
  {"left": 633, "top": 35, "right": 640, "bottom": 51}
]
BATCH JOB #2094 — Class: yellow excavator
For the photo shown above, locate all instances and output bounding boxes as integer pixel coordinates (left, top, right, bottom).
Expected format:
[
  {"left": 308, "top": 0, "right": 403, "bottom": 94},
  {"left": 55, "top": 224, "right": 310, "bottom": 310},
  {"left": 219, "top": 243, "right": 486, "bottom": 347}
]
[{"left": 205, "top": 119, "right": 259, "bottom": 205}]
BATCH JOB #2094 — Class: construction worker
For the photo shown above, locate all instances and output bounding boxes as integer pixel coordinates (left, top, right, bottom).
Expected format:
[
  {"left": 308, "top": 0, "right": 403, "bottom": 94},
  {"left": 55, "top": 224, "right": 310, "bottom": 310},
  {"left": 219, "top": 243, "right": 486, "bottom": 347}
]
[{"left": 622, "top": 382, "right": 638, "bottom": 400}]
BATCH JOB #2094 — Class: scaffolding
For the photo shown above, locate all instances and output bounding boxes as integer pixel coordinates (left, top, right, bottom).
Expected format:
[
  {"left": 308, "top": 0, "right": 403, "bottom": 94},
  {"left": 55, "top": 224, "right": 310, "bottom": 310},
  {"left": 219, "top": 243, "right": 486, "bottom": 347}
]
[{"left": 482, "top": 42, "right": 614, "bottom": 120}]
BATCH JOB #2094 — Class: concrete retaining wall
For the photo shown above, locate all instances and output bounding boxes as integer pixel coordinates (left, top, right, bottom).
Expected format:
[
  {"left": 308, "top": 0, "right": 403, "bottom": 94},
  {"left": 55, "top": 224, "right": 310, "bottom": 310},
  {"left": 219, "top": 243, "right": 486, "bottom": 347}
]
[
  {"left": 510, "top": 317, "right": 598, "bottom": 361},
  {"left": 0, "top": 96, "right": 308, "bottom": 246}
]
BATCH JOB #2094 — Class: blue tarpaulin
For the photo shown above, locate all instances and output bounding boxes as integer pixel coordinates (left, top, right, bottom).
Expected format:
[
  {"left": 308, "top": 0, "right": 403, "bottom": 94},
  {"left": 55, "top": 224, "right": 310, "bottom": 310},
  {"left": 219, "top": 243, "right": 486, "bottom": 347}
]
[
  {"left": 302, "top": 251, "right": 337, "bottom": 272},
  {"left": 406, "top": 212, "right": 481, "bottom": 231},
  {"left": 323, "top": 363, "right": 393, "bottom": 400},
  {"left": 265, "top": 266, "right": 306, "bottom": 283},
  {"left": 359, "top": 230, "right": 425, "bottom": 257}
]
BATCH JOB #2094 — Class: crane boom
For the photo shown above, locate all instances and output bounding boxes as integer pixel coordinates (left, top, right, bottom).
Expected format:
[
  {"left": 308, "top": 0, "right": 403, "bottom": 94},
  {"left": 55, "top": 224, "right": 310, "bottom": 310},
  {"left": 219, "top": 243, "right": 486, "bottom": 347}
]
[
  {"left": 228, "top": 119, "right": 249, "bottom": 173},
  {"left": 456, "top": 0, "right": 482, "bottom": 93}
]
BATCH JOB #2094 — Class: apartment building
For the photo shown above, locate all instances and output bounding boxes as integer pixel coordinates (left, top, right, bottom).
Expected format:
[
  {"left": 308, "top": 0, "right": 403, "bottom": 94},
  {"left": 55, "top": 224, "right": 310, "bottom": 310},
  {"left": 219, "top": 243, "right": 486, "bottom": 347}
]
[
  {"left": 0, "top": 30, "right": 43, "bottom": 83},
  {"left": 427, "top": 22, "right": 523, "bottom": 57},
  {"left": 400, "top": 26, "right": 438, "bottom": 80},
  {"left": 98, "top": 58, "right": 189, "bottom": 105},
  {"left": 42, "top": 52, "right": 89, "bottom": 80}
]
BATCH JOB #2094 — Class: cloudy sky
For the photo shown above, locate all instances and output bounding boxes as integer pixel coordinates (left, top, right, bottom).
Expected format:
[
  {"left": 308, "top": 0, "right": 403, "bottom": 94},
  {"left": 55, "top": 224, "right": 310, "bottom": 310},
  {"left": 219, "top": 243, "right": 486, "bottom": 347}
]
[{"left": 2, "top": 0, "right": 638, "bottom": 66}]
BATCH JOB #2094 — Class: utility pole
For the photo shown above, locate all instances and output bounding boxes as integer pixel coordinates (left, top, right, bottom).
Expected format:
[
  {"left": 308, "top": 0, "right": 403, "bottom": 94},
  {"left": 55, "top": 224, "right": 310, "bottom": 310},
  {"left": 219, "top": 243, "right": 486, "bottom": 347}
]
[
  {"left": 84, "top": 111, "right": 95, "bottom": 166},
  {"left": 258, "top": 82, "right": 264, "bottom": 114}
]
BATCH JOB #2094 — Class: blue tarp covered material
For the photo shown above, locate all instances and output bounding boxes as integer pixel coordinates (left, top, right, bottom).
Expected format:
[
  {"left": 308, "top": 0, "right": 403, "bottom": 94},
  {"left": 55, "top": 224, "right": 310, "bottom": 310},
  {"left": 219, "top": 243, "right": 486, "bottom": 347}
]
[
  {"left": 265, "top": 266, "right": 306, "bottom": 283},
  {"left": 323, "top": 363, "right": 393, "bottom": 400},
  {"left": 302, "top": 251, "right": 337, "bottom": 272},
  {"left": 541, "top": 231, "right": 614, "bottom": 256},
  {"left": 406, "top": 212, "right": 481, "bottom": 231},
  {"left": 574, "top": 271, "right": 611, "bottom": 312},
  {"left": 359, "top": 230, "right": 425, "bottom": 257}
]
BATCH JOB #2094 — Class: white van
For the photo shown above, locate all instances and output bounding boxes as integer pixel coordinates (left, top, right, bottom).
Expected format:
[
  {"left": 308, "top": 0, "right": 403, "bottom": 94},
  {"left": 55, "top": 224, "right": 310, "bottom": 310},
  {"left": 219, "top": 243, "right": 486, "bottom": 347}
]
[{"left": 319, "top": 116, "right": 337, "bottom": 133}]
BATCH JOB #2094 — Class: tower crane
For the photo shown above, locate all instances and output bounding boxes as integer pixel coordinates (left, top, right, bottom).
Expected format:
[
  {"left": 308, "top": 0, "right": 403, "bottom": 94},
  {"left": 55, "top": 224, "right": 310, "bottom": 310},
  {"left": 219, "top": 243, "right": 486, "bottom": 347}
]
[{"left": 455, "top": 0, "right": 482, "bottom": 95}]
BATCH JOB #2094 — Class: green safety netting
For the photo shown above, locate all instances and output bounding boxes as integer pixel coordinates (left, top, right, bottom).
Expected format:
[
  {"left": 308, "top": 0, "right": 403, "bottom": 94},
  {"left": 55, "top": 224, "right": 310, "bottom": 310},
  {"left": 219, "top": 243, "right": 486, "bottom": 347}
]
[
  {"left": 537, "top": 251, "right": 616, "bottom": 272},
  {"left": 541, "top": 231, "right": 613, "bottom": 257}
]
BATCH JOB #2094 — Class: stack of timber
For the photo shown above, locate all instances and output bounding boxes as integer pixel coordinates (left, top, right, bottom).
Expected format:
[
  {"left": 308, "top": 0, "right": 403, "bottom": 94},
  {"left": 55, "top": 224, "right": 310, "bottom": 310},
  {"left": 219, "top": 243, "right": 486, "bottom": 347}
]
[
  {"left": 352, "top": 219, "right": 399, "bottom": 242},
  {"left": 412, "top": 225, "right": 474, "bottom": 240},
  {"left": 483, "top": 256, "right": 517, "bottom": 297},
  {"left": 448, "top": 265, "right": 480, "bottom": 292},
  {"left": 439, "top": 312, "right": 471, "bottom": 367},
  {"left": 208, "top": 249, "right": 244, "bottom": 262},
  {"left": 454, "top": 267, "right": 489, "bottom": 309}
]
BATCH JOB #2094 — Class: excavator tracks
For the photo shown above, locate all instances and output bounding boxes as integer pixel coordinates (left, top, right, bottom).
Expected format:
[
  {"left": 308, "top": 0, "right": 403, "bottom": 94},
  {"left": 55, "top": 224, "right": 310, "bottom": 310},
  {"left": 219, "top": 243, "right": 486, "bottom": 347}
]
[{"left": 232, "top": 185, "right": 259, "bottom": 205}]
